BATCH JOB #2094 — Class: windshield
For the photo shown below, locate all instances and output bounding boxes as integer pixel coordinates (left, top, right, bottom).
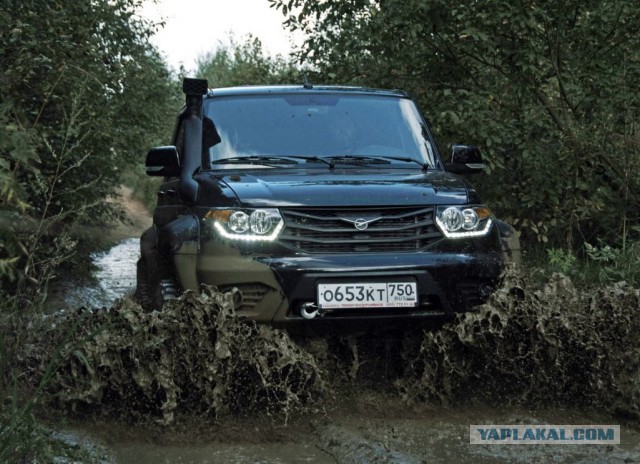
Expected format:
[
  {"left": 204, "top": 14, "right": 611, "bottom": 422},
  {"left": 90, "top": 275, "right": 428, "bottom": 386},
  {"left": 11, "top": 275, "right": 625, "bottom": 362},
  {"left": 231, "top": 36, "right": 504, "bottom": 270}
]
[{"left": 203, "top": 93, "right": 438, "bottom": 168}]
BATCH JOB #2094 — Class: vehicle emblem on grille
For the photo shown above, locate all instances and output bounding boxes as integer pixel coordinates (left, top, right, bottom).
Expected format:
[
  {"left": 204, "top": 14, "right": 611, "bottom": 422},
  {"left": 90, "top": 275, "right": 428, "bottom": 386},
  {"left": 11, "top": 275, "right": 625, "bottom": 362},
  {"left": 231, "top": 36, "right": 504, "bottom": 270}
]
[
  {"left": 354, "top": 218, "right": 369, "bottom": 230},
  {"left": 339, "top": 216, "right": 382, "bottom": 230}
]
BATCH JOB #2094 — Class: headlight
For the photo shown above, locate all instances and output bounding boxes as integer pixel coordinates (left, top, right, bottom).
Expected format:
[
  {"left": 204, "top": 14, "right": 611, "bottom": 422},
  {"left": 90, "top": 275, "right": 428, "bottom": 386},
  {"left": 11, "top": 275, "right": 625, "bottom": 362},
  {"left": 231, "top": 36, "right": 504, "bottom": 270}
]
[
  {"left": 229, "top": 211, "right": 250, "bottom": 233},
  {"left": 436, "top": 206, "right": 492, "bottom": 238},
  {"left": 204, "top": 208, "right": 284, "bottom": 241}
]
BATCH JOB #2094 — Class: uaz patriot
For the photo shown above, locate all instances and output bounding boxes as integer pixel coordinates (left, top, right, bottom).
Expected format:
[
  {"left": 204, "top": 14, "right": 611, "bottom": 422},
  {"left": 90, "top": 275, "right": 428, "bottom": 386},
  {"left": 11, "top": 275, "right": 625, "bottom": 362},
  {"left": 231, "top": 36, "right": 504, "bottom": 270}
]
[{"left": 136, "top": 78, "right": 519, "bottom": 330}]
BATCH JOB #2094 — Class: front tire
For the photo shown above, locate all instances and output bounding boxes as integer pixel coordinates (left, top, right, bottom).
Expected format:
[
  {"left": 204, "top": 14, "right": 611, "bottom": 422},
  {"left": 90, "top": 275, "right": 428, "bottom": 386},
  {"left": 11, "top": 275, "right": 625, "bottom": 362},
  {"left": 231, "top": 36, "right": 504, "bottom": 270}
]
[
  {"left": 134, "top": 257, "right": 153, "bottom": 311},
  {"left": 135, "top": 258, "right": 182, "bottom": 311}
]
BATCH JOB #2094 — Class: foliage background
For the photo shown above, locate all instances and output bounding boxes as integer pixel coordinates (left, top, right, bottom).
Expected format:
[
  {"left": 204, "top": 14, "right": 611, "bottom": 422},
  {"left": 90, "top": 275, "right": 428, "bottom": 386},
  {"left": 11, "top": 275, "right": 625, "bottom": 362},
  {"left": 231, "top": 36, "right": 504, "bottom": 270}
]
[
  {"left": 195, "top": 34, "right": 298, "bottom": 87},
  {"left": 0, "top": 0, "right": 178, "bottom": 303},
  {"left": 0, "top": 1, "right": 183, "bottom": 459},
  {"left": 270, "top": 0, "right": 640, "bottom": 251}
]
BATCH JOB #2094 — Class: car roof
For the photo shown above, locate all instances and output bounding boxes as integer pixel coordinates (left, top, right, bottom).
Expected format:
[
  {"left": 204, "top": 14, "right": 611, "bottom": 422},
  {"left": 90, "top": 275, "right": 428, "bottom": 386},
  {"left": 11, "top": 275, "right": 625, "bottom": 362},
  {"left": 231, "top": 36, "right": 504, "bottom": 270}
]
[{"left": 206, "top": 85, "right": 410, "bottom": 99}]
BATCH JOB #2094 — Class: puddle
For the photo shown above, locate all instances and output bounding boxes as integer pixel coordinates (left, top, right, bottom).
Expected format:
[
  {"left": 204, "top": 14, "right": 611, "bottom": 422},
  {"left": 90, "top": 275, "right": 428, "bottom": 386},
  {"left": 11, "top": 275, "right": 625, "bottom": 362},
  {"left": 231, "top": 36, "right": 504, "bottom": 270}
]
[
  {"left": 66, "top": 404, "right": 640, "bottom": 464},
  {"left": 111, "top": 443, "right": 332, "bottom": 464},
  {"left": 47, "top": 238, "right": 140, "bottom": 310}
]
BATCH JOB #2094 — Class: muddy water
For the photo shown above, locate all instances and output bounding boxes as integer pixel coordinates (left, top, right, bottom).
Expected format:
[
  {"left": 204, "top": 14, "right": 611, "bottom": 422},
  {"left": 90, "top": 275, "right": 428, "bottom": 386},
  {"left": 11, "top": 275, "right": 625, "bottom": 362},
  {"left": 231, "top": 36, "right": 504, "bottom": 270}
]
[
  {"left": 52, "top": 239, "right": 640, "bottom": 463},
  {"left": 75, "top": 403, "right": 640, "bottom": 464},
  {"left": 47, "top": 238, "right": 140, "bottom": 310}
]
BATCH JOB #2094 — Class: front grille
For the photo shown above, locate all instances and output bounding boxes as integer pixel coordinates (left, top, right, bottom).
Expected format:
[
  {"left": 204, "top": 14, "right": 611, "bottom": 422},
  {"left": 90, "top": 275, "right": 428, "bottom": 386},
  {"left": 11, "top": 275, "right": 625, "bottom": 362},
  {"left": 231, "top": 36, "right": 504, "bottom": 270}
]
[{"left": 279, "top": 207, "right": 442, "bottom": 253}]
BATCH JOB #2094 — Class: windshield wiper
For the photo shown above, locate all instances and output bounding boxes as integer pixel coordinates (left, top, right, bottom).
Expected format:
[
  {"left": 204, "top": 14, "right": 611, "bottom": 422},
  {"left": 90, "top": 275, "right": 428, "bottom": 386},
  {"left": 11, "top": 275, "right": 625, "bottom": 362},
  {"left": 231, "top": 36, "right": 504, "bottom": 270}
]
[
  {"left": 373, "top": 156, "right": 430, "bottom": 171},
  {"left": 211, "top": 154, "right": 428, "bottom": 171},
  {"left": 287, "top": 155, "right": 336, "bottom": 170},
  {"left": 326, "top": 155, "right": 391, "bottom": 166},
  {"left": 212, "top": 156, "right": 298, "bottom": 165}
]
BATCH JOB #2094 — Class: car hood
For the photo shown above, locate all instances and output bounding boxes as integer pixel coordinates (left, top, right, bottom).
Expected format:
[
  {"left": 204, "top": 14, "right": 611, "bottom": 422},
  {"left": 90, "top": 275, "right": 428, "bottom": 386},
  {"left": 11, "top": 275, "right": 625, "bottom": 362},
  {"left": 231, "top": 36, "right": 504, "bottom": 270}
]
[{"left": 200, "top": 168, "right": 479, "bottom": 207}]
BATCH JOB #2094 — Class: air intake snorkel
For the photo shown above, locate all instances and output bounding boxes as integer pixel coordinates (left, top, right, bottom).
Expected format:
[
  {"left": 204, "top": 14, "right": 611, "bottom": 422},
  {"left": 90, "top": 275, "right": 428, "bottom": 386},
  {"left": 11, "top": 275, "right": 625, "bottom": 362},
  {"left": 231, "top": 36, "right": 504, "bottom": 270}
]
[{"left": 179, "top": 78, "right": 208, "bottom": 205}]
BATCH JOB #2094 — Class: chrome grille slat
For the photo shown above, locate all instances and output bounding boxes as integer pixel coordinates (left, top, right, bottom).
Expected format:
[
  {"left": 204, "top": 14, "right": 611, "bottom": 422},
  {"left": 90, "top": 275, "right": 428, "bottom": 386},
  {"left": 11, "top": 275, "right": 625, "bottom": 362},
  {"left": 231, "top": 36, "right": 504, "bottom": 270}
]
[
  {"left": 279, "top": 232, "right": 441, "bottom": 244},
  {"left": 283, "top": 219, "right": 436, "bottom": 234},
  {"left": 279, "top": 207, "right": 442, "bottom": 253}
]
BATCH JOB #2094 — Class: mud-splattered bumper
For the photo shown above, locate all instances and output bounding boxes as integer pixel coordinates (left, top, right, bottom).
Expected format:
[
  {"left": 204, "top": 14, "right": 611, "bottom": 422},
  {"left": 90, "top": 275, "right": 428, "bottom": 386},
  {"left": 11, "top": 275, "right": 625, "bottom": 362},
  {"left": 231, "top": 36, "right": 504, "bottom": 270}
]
[
  {"left": 175, "top": 235, "right": 504, "bottom": 329},
  {"left": 268, "top": 252, "right": 501, "bottom": 326}
]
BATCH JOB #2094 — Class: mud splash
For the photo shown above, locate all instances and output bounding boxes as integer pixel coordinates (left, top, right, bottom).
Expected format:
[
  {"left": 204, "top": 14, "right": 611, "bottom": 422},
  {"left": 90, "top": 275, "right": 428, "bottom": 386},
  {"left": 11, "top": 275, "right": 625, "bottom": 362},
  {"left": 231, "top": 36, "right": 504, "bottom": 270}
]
[
  {"left": 398, "top": 271, "right": 640, "bottom": 416},
  {"left": 24, "top": 288, "right": 325, "bottom": 425},
  {"left": 23, "top": 269, "right": 640, "bottom": 427}
]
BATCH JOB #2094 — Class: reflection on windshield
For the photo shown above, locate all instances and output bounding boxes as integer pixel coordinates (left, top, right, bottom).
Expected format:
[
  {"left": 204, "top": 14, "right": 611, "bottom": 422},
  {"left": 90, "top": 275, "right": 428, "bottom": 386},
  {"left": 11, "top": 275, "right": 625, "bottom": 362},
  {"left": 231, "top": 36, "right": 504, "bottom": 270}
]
[{"left": 204, "top": 94, "right": 437, "bottom": 167}]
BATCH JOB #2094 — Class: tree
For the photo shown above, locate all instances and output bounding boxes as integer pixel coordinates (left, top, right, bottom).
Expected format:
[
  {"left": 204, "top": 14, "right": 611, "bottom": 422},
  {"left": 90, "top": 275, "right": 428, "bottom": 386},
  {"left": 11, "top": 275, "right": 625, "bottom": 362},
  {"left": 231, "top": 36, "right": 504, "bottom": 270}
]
[
  {"left": 0, "top": 0, "right": 178, "bottom": 300},
  {"left": 271, "top": 0, "right": 640, "bottom": 248},
  {"left": 0, "top": 4, "right": 181, "bottom": 456},
  {"left": 195, "top": 34, "right": 298, "bottom": 87}
]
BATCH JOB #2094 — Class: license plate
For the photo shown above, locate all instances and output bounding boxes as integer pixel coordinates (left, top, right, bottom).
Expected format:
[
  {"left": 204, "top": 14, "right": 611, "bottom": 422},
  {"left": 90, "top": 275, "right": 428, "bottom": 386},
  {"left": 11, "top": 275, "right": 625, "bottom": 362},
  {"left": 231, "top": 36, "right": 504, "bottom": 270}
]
[{"left": 317, "top": 281, "right": 418, "bottom": 309}]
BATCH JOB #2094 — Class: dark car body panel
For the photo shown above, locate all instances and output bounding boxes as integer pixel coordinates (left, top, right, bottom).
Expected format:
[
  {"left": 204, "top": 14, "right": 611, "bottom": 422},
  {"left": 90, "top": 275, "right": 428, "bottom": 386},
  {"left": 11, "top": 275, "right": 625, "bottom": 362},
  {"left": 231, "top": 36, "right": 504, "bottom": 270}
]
[{"left": 204, "top": 169, "right": 478, "bottom": 207}]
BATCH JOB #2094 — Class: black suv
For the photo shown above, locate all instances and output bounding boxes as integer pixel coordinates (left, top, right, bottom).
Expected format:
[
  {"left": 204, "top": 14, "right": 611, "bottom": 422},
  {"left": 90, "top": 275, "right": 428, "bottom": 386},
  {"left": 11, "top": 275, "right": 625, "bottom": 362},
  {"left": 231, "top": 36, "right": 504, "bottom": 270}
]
[{"left": 137, "top": 78, "right": 518, "bottom": 329}]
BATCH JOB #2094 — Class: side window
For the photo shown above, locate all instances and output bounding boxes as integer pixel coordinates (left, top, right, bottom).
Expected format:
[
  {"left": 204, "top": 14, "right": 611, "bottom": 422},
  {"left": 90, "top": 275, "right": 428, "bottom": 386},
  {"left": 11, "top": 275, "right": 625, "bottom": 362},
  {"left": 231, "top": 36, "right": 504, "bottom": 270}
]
[{"left": 173, "top": 116, "right": 220, "bottom": 165}]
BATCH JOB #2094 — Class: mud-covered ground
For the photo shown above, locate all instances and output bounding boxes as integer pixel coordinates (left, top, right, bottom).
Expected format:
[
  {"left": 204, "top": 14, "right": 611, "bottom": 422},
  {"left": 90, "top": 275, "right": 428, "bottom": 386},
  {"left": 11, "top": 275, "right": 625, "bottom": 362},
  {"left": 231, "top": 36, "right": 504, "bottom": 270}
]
[
  {"left": 29, "top": 192, "right": 640, "bottom": 463},
  {"left": 65, "top": 402, "right": 640, "bottom": 463}
]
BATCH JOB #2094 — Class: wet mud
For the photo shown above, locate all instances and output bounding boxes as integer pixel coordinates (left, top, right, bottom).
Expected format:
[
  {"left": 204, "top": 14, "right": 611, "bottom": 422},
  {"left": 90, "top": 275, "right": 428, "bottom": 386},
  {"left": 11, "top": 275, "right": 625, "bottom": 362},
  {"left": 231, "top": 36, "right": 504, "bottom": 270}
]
[{"left": 28, "top": 239, "right": 640, "bottom": 463}]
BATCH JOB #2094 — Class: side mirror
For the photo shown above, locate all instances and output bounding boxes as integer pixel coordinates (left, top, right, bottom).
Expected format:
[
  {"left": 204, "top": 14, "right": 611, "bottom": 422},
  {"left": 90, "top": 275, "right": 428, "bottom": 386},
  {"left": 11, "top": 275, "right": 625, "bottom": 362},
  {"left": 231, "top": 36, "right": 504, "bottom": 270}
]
[
  {"left": 445, "top": 144, "right": 485, "bottom": 174},
  {"left": 145, "top": 146, "right": 180, "bottom": 177}
]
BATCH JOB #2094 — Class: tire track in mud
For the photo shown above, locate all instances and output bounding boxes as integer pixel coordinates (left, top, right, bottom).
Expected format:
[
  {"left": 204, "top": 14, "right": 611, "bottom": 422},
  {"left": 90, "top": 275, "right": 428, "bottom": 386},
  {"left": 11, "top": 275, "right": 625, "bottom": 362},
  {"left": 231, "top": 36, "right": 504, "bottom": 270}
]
[{"left": 39, "top": 239, "right": 640, "bottom": 463}]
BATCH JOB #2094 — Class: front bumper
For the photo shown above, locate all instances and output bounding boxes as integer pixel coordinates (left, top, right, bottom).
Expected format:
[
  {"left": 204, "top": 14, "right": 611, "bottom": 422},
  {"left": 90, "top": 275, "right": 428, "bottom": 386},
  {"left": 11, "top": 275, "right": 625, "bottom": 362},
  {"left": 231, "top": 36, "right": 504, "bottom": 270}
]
[{"left": 174, "top": 235, "right": 504, "bottom": 329}]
